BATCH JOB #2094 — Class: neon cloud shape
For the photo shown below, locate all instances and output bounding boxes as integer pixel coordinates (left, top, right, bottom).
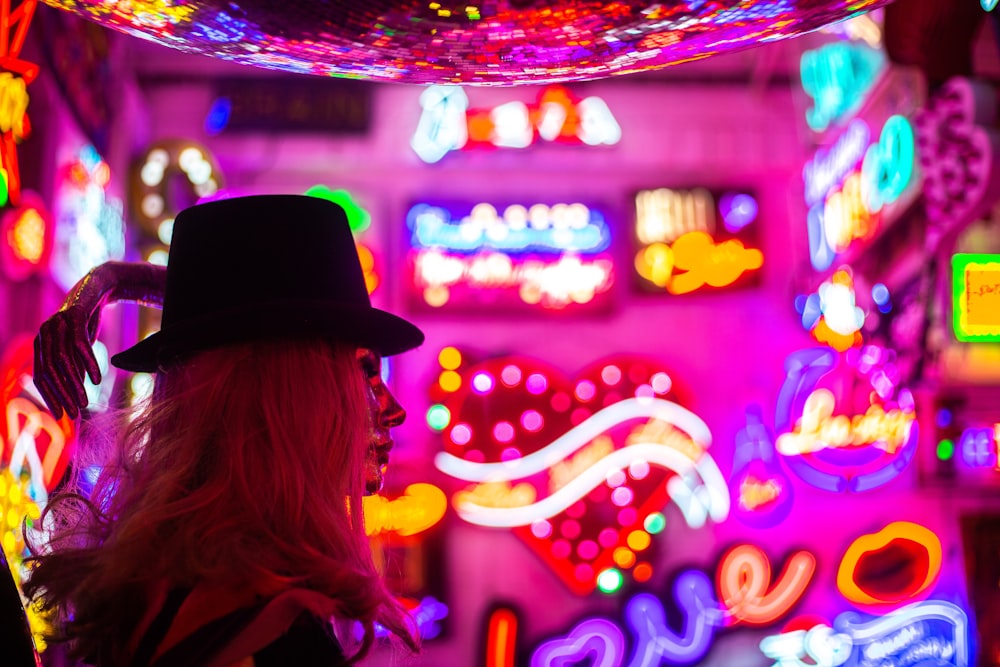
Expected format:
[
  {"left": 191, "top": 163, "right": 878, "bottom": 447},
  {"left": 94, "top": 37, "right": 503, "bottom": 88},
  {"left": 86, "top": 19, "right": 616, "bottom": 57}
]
[
  {"left": 717, "top": 545, "right": 816, "bottom": 626},
  {"left": 837, "top": 521, "right": 943, "bottom": 607},
  {"left": 665, "top": 231, "right": 764, "bottom": 295},
  {"left": 759, "top": 623, "right": 852, "bottom": 667},
  {"left": 531, "top": 618, "right": 625, "bottom": 667}
]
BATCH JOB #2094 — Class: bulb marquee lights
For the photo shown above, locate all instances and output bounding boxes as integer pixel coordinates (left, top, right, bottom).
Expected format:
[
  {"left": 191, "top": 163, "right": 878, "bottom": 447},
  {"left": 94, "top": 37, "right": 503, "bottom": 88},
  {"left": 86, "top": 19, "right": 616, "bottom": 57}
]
[{"left": 429, "top": 348, "right": 727, "bottom": 595}]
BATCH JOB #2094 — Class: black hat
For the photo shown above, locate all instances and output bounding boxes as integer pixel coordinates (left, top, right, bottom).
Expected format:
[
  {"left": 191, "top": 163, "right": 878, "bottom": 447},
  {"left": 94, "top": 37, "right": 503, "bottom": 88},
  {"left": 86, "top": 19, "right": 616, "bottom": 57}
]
[{"left": 111, "top": 195, "right": 424, "bottom": 372}]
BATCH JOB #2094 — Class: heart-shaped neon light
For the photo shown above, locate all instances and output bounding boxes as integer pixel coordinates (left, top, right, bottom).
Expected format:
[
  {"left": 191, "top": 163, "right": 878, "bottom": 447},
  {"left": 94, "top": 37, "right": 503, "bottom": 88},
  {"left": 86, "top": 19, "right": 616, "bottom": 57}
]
[{"left": 431, "top": 351, "right": 728, "bottom": 595}]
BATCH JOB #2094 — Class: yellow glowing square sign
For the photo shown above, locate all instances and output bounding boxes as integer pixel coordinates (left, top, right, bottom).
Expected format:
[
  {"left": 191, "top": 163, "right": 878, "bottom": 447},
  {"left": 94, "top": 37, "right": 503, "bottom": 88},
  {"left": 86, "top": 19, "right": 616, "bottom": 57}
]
[{"left": 953, "top": 253, "right": 1000, "bottom": 342}]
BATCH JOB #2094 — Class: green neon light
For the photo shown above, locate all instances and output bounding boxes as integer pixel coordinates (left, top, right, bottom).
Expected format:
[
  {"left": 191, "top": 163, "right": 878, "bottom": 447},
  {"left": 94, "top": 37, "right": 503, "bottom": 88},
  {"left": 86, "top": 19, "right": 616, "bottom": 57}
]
[
  {"left": 304, "top": 185, "right": 372, "bottom": 233},
  {"left": 426, "top": 404, "right": 451, "bottom": 431},
  {"left": 952, "top": 253, "right": 1000, "bottom": 342},
  {"left": 983, "top": 0, "right": 999, "bottom": 12},
  {"left": 936, "top": 439, "right": 954, "bottom": 461}
]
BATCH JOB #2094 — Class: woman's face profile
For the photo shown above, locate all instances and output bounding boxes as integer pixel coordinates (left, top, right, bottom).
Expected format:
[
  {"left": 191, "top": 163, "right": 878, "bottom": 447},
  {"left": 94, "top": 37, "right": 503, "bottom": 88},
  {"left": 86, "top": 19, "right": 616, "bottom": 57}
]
[{"left": 357, "top": 348, "right": 405, "bottom": 494}]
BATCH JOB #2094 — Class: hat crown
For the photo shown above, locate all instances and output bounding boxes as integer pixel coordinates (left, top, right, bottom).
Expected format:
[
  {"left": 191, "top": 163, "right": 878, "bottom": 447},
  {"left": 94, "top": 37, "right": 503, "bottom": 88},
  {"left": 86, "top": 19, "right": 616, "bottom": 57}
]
[
  {"left": 111, "top": 194, "right": 424, "bottom": 372},
  {"left": 162, "top": 195, "right": 370, "bottom": 329}
]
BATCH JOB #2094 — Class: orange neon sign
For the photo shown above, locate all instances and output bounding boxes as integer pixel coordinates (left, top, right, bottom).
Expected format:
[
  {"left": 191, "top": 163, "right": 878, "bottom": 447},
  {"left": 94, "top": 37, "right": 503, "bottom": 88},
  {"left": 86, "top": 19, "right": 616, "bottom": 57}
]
[
  {"left": 837, "top": 521, "right": 942, "bottom": 607},
  {"left": 776, "top": 389, "right": 915, "bottom": 455},
  {"left": 485, "top": 607, "right": 518, "bottom": 667},
  {"left": 716, "top": 544, "right": 816, "bottom": 626}
]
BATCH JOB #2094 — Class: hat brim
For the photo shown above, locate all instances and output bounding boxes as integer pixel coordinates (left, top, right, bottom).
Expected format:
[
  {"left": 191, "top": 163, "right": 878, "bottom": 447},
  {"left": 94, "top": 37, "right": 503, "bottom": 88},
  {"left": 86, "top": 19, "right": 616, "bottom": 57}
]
[{"left": 110, "top": 300, "right": 425, "bottom": 373}]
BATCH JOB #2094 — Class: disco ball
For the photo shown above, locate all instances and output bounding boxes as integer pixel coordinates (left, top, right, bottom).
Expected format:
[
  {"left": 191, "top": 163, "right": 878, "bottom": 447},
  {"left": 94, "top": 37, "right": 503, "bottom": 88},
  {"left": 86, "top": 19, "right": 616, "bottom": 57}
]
[{"left": 43, "top": 0, "right": 891, "bottom": 84}]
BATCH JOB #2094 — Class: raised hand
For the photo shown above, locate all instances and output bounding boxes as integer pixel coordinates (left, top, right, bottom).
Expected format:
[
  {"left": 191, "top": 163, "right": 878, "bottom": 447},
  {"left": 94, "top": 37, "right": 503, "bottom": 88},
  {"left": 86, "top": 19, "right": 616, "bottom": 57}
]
[{"left": 32, "top": 262, "right": 167, "bottom": 419}]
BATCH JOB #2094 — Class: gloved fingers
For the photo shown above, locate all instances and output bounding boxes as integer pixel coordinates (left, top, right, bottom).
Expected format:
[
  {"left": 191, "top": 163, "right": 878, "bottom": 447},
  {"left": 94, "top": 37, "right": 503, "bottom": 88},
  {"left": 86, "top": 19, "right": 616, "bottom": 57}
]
[{"left": 33, "top": 316, "right": 86, "bottom": 419}]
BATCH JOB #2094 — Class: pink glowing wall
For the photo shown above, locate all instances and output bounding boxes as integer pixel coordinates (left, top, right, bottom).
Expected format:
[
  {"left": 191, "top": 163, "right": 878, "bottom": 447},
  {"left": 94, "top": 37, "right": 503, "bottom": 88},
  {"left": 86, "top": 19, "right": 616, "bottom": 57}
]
[{"left": 104, "top": 71, "right": 989, "bottom": 665}]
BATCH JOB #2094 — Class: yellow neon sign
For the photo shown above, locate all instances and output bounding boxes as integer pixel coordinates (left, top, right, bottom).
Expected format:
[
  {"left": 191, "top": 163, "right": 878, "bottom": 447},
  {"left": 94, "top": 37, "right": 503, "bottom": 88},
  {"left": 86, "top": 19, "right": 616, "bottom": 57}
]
[{"left": 776, "top": 389, "right": 914, "bottom": 455}]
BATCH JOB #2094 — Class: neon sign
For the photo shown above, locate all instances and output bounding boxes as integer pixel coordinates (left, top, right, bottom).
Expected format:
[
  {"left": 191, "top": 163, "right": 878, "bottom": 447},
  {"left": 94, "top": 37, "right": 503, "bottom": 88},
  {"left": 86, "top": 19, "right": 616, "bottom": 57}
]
[
  {"left": 800, "top": 41, "right": 886, "bottom": 133},
  {"left": 775, "top": 346, "right": 918, "bottom": 493},
  {"left": 430, "top": 351, "right": 728, "bottom": 595},
  {"left": 408, "top": 202, "right": 614, "bottom": 311},
  {"left": 717, "top": 545, "right": 816, "bottom": 626},
  {"left": 916, "top": 77, "right": 1000, "bottom": 232},
  {"left": 411, "top": 85, "right": 621, "bottom": 163},
  {"left": 305, "top": 185, "right": 378, "bottom": 294},
  {"left": 952, "top": 253, "right": 1000, "bottom": 342},
  {"left": 632, "top": 188, "right": 763, "bottom": 294},
  {"left": 524, "top": 545, "right": 811, "bottom": 666},
  {"left": 798, "top": 268, "right": 866, "bottom": 352},
  {"left": 761, "top": 601, "right": 969, "bottom": 667},
  {"left": 837, "top": 522, "right": 942, "bottom": 608},
  {"left": 362, "top": 482, "right": 447, "bottom": 537},
  {"left": 1, "top": 336, "right": 76, "bottom": 506},
  {"left": 0, "top": 0, "right": 38, "bottom": 208},
  {"left": 131, "top": 140, "right": 223, "bottom": 245},
  {"left": 0, "top": 190, "right": 51, "bottom": 281},
  {"left": 51, "top": 145, "right": 126, "bottom": 291},
  {"left": 729, "top": 407, "right": 794, "bottom": 528},
  {"left": 804, "top": 115, "right": 916, "bottom": 271},
  {"left": 957, "top": 425, "right": 1000, "bottom": 469}
]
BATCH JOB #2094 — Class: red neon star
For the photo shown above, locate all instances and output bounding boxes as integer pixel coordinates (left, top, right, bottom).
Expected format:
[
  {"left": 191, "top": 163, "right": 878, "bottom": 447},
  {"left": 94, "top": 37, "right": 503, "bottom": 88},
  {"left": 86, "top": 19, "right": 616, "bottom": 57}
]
[{"left": 0, "top": 0, "right": 38, "bottom": 207}]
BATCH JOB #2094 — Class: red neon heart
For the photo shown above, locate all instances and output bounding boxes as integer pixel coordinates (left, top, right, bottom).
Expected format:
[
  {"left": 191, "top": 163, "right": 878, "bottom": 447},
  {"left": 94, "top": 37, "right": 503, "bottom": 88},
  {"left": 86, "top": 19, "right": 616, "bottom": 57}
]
[{"left": 433, "top": 353, "right": 712, "bottom": 595}]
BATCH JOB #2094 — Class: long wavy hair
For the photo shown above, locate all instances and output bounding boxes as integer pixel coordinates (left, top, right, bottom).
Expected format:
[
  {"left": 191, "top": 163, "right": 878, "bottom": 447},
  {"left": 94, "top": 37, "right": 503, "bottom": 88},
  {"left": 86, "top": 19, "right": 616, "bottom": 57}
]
[{"left": 25, "top": 339, "right": 418, "bottom": 664}]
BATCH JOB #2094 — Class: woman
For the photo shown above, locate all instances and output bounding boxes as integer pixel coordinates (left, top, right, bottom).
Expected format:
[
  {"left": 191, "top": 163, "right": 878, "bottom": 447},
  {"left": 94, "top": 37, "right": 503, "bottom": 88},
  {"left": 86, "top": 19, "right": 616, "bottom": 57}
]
[{"left": 26, "top": 195, "right": 424, "bottom": 666}]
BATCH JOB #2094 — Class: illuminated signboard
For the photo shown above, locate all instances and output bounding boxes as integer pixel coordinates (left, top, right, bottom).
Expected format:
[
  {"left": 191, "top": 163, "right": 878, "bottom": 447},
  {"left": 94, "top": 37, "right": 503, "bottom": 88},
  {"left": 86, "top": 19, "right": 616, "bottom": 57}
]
[
  {"left": 837, "top": 521, "right": 942, "bottom": 608},
  {"left": 761, "top": 601, "right": 969, "bottom": 667},
  {"left": 728, "top": 407, "right": 795, "bottom": 528},
  {"left": 407, "top": 201, "right": 614, "bottom": 312},
  {"left": 429, "top": 348, "right": 728, "bottom": 595},
  {"left": 799, "top": 40, "right": 886, "bottom": 133},
  {"left": 0, "top": 0, "right": 38, "bottom": 208},
  {"left": 797, "top": 267, "right": 866, "bottom": 352},
  {"left": 515, "top": 544, "right": 813, "bottom": 665},
  {"left": 0, "top": 190, "right": 52, "bottom": 281},
  {"left": 305, "top": 185, "right": 379, "bottom": 294},
  {"left": 632, "top": 187, "right": 763, "bottom": 294},
  {"left": 775, "top": 346, "right": 918, "bottom": 493},
  {"left": 952, "top": 253, "right": 1000, "bottom": 342},
  {"left": 131, "top": 139, "right": 224, "bottom": 247},
  {"left": 51, "top": 145, "right": 125, "bottom": 291},
  {"left": 411, "top": 85, "right": 621, "bottom": 164},
  {"left": 803, "top": 115, "right": 917, "bottom": 271},
  {"left": 916, "top": 77, "right": 1000, "bottom": 233}
]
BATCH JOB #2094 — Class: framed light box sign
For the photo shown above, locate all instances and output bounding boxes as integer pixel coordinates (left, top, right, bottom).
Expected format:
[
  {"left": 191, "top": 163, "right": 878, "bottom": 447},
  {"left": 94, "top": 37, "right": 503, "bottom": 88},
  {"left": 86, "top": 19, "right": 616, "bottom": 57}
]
[
  {"left": 405, "top": 199, "right": 616, "bottom": 314},
  {"left": 631, "top": 187, "right": 764, "bottom": 295},
  {"left": 952, "top": 253, "right": 1000, "bottom": 343}
]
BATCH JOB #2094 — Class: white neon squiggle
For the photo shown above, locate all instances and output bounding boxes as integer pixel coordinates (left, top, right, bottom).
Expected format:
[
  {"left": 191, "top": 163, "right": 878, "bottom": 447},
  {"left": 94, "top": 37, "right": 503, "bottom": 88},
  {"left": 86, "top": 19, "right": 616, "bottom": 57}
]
[
  {"left": 453, "top": 442, "right": 727, "bottom": 528},
  {"left": 435, "top": 397, "right": 713, "bottom": 483}
]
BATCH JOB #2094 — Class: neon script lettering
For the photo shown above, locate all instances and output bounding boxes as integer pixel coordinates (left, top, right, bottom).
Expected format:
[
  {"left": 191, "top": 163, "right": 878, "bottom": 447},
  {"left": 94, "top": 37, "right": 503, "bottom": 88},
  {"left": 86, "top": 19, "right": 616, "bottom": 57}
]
[
  {"left": 776, "top": 389, "right": 914, "bottom": 455},
  {"left": 526, "top": 546, "right": 813, "bottom": 666}
]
